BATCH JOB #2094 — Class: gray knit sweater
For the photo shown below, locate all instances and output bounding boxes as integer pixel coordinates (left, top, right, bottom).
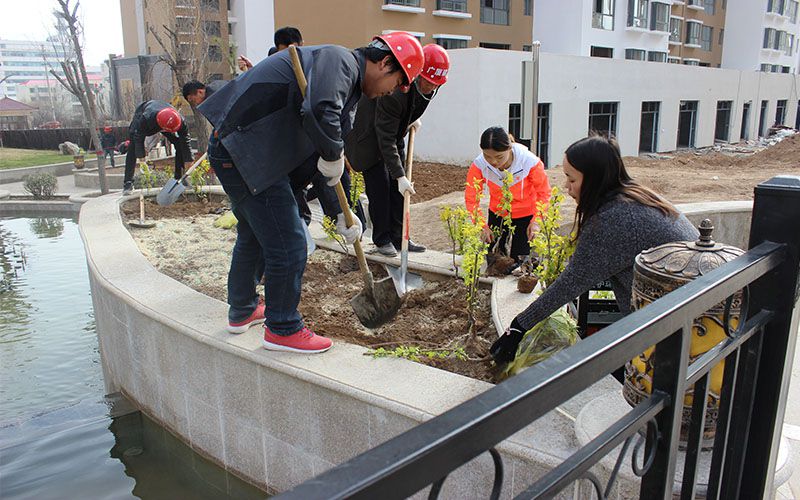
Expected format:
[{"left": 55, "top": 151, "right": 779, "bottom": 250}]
[{"left": 515, "top": 196, "right": 700, "bottom": 330}]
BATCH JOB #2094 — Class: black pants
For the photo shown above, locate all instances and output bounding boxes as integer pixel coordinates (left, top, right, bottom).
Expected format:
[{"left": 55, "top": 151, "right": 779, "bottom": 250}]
[
  {"left": 123, "top": 134, "right": 186, "bottom": 185},
  {"left": 487, "top": 211, "right": 532, "bottom": 261},
  {"left": 362, "top": 161, "right": 403, "bottom": 247},
  {"left": 103, "top": 148, "right": 116, "bottom": 168}
]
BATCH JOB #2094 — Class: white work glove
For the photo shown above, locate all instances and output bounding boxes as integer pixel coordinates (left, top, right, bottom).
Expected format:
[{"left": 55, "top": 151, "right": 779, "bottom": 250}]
[
  {"left": 408, "top": 118, "right": 422, "bottom": 133},
  {"left": 396, "top": 176, "right": 416, "bottom": 195},
  {"left": 317, "top": 154, "right": 345, "bottom": 187},
  {"left": 335, "top": 211, "right": 363, "bottom": 245}
]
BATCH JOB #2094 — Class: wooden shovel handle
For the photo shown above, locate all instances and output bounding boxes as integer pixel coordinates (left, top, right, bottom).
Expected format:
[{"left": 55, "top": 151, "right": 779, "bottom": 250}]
[{"left": 290, "top": 46, "right": 373, "bottom": 287}]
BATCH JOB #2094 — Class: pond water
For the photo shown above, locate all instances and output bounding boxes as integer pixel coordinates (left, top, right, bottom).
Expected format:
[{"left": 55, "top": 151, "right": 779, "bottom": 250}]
[{"left": 0, "top": 215, "right": 266, "bottom": 499}]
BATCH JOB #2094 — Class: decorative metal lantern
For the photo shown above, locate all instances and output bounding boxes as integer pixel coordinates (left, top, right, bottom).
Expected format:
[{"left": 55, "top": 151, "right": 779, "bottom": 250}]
[{"left": 623, "top": 219, "right": 744, "bottom": 446}]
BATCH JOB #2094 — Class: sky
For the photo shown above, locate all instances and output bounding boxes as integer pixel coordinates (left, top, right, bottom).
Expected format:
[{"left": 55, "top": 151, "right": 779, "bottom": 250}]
[{"left": 1, "top": 0, "right": 124, "bottom": 67}]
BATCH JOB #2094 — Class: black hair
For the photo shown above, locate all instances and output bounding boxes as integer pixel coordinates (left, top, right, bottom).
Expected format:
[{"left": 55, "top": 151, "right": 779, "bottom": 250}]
[
  {"left": 274, "top": 27, "right": 303, "bottom": 48},
  {"left": 181, "top": 80, "right": 205, "bottom": 100},
  {"left": 479, "top": 126, "right": 513, "bottom": 151},
  {"left": 565, "top": 134, "right": 678, "bottom": 237},
  {"left": 363, "top": 46, "right": 406, "bottom": 84}
]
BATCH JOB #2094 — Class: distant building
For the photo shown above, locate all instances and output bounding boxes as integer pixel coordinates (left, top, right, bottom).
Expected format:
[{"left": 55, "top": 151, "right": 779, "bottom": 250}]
[
  {"left": 0, "top": 96, "right": 36, "bottom": 130},
  {"left": 0, "top": 38, "right": 70, "bottom": 99}
]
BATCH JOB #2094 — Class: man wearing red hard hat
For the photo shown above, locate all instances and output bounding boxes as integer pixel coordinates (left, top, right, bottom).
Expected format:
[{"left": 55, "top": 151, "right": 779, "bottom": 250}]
[
  {"left": 123, "top": 100, "right": 192, "bottom": 195},
  {"left": 197, "top": 32, "right": 424, "bottom": 354},
  {"left": 100, "top": 126, "right": 117, "bottom": 168},
  {"left": 345, "top": 43, "right": 450, "bottom": 256}
]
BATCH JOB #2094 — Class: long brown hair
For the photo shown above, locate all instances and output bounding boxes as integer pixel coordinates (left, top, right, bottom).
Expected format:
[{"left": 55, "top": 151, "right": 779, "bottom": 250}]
[{"left": 565, "top": 134, "right": 678, "bottom": 237}]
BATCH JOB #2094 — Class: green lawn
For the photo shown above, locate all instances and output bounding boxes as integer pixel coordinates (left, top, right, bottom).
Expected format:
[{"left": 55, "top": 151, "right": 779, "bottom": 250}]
[{"left": 0, "top": 148, "right": 75, "bottom": 169}]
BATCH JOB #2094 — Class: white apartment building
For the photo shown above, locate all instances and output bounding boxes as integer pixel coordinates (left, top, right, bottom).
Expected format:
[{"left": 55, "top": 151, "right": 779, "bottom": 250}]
[
  {"left": 722, "top": 0, "right": 800, "bottom": 73},
  {"left": 0, "top": 39, "right": 70, "bottom": 99},
  {"left": 227, "top": 0, "right": 274, "bottom": 66},
  {"left": 534, "top": 0, "right": 674, "bottom": 63}
]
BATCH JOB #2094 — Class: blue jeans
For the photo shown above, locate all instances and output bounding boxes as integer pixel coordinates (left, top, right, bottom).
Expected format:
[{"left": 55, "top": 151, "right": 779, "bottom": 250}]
[{"left": 208, "top": 140, "right": 306, "bottom": 336}]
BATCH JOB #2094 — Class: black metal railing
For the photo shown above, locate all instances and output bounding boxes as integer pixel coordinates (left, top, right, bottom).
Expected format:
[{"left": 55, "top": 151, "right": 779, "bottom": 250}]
[{"left": 275, "top": 176, "right": 800, "bottom": 499}]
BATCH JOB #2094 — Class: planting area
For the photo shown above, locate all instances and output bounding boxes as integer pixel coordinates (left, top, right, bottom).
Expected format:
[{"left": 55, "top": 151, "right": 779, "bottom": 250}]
[
  {"left": 0, "top": 148, "right": 70, "bottom": 169},
  {"left": 124, "top": 196, "right": 498, "bottom": 381}
]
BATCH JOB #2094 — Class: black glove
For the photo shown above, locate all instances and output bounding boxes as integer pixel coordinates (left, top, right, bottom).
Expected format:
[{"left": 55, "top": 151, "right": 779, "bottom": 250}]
[{"left": 490, "top": 317, "right": 527, "bottom": 365}]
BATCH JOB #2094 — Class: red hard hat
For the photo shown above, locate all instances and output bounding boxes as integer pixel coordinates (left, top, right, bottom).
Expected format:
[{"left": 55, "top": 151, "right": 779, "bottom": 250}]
[
  {"left": 373, "top": 32, "right": 424, "bottom": 87},
  {"left": 421, "top": 44, "right": 450, "bottom": 86},
  {"left": 103, "top": 126, "right": 112, "bottom": 133},
  {"left": 156, "top": 107, "right": 182, "bottom": 133}
]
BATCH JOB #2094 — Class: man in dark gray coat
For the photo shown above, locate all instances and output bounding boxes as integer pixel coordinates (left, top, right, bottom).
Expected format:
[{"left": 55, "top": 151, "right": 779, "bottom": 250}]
[
  {"left": 198, "top": 33, "right": 424, "bottom": 354},
  {"left": 345, "top": 44, "right": 450, "bottom": 256}
]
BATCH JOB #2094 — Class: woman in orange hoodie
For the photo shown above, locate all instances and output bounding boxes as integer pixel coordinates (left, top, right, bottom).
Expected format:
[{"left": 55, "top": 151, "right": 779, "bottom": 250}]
[{"left": 465, "top": 126, "right": 551, "bottom": 261}]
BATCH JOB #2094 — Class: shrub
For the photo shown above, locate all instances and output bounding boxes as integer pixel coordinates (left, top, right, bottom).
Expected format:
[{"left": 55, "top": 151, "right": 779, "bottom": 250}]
[{"left": 23, "top": 173, "right": 58, "bottom": 199}]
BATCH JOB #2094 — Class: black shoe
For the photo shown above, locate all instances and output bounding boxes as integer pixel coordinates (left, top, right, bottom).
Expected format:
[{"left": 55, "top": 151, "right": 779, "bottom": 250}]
[
  {"left": 397, "top": 240, "right": 426, "bottom": 253},
  {"left": 122, "top": 181, "right": 133, "bottom": 195}
]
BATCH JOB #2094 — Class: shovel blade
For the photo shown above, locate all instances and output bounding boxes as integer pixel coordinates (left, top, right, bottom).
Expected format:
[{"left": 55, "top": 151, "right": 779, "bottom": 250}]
[
  {"left": 384, "top": 264, "right": 424, "bottom": 297},
  {"left": 156, "top": 179, "right": 185, "bottom": 206},
  {"left": 303, "top": 223, "right": 316, "bottom": 256},
  {"left": 349, "top": 277, "right": 401, "bottom": 328}
]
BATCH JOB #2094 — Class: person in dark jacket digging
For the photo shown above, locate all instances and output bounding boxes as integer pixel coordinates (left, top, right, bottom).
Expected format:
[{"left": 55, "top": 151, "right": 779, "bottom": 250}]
[
  {"left": 123, "top": 100, "right": 192, "bottom": 195},
  {"left": 346, "top": 43, "right": 450, "bottom": 256},
  {"left": 198, "top": 32, "right": 424, "bottom": 354},
  {"left": 100, "top": 126, "right": 117, "bottom": 168}
]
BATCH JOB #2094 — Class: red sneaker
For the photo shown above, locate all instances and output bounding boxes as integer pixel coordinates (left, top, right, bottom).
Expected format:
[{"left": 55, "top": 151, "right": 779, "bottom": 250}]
[
  {"left": 262, "top": 326, "right": 332, "bottom": 353},
  {"left": 227, "top": 300, "right": 266, "bottom": 334}
]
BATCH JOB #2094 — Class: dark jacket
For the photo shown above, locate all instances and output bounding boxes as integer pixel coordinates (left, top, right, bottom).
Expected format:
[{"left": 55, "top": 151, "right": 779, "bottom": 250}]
[
  {"left": 204, "top": 79, "right": 227, "bottom": 100},
  {"left": 345, "top": 82, "right": 433, "bottom": 178},
  {"left": 128, "top": 100, "right": 191, "bottom": 161},
  {"left": 100, "top": 131, "right": 116, "bottom": 150},
  {"left": 198, "top": 45, "right": 364, "bottom": 195}
]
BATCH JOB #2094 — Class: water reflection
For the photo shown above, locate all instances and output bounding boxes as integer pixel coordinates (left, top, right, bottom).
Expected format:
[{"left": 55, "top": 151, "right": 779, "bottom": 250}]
[{"left": 28, "top": 217, "right": 65, "bottom": 239}]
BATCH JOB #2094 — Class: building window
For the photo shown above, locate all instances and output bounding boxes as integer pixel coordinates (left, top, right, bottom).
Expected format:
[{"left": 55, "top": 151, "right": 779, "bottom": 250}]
[
  {"left": 508, "top": 103, "right": 522, "bottom": 141},
  {"left": 479, "top": 42, "right": 511, "bottom": 49},
  {"left": 764, "top": 28, "right": 775, "bottom": 48},
  {"left": 648, "top": 50, "right": 667, "bottom": 62},
  {"left": 176, "top": 16, "right": 194, "bottom": 33},
  {"left": 741, "top": 101, "right": 751, "bottom": 140},
  {"left": 207, "top": 44, "right": 222, "bottom": 62},
  {"left": 639, "top": 101, "right": 660, "bottom": 152},
  {"left": 437, "top": 0, "right": 467, "bottom": 12},
  {"left": 625, "top": 48, "right": 646, "bottom": 60},
  {"left": 767, "top": 0, "right": 785, "bottom": 14},
  {"left": 522, "top": 44, "right": 533, "bottom": 51},
  {"left": 591, "top": 46, "right": 614, "bottom": 57},
  {"left": 200, "top": 0, "right": 219, "bottom": 11},
  {"left": 524, "top": 0, "right": 532, "bottom": 15},
  {"left": 651, "top": 2, "right": 670, "bottom": 31},
  {"left": 628, "top": 0, "right": 649, "bottom": 28},
  {"left": 715, "top": 100, "right": 732, "bottom": 142},
  {"left": 678, "top": 100, "right": 698, "bottom": 148},
  {"left": 387, "top": 0, "right": 421, "bottom": 6},
  {"left": 669, "top": 17, "right": 683, "bottom": 42},
  {"left": 683, "top": 59, "right": 700, "bottom": 66},
  {"left": 719, "top": 28, "right": 724, "bottom": 45},
  {"left": 701, "top": 25, "right": 713, "bottom": 50},
  {"left": 787, "top": 0, "right": 799, "bottom": 22},
  {"left": 772, "top": 64, "right": 781, "bottom": 72},
  {"left": 786, "top": 34, "right": 795, "bottom": 56},
  {"left": 686, "top": 21, "right": 702, "bottom": 45},
  {"left": 782, "top": 65, "right": 791, "bottom": 72},
  {"left": 593, "top": 0, "right": 615, "bottom": 30},
  {"left": 687, "top": 0, "right": 703, "bottom": 7},
  {"left": 758, "top": 100, "right": 769, "bottom": 137},
  {"left": 436, "top": 38, "right": 468, "bottom": 49},
  {"left": 203, "top": 21, "right": 221, "bottom": 37},
  {"left": 481, "top": 0, "right": 509, "bottom": 25},
  {"left": 760, "top": 63, "right": 772, "bottom": 72},
  {"left": 776, "top": 99, "right": 787, "bottom": 124},
  {"left": 668, "top": 56, "right": 681, "bottom": 63},
  {"left": 588, "top": 102, "right": 618, "bottom": 137},
  {"left": 703, "top": 0, "right": 715, "bottom": 15},
  {"left": 537, "top": 103, "right": 551, "bottom": 167}
]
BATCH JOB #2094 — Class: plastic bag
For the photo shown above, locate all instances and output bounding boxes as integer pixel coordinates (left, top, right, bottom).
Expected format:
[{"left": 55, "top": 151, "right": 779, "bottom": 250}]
[
  {"left": 213, "top": 211, "right": 238, "bottom": 229},
  {"left": 502, "top": 308, "right": 578, "bottom": 378}
]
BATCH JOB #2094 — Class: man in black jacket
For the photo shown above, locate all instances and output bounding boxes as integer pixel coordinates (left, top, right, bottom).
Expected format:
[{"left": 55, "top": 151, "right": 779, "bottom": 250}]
[
  {"left": 100, "top": 126, "right": 117, "bottom": 168},
  {"left": 198, "top": 33, "right": 424, "bottom": 353},
  {"left": 123, "top": 100, "right": 192, "bottom": 195},
  {"left": 345, "top": 44, "right": 450, "bottom": 257}
]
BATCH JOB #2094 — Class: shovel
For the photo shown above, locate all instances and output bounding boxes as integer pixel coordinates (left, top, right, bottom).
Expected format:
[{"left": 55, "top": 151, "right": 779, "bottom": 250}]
[
  {"left": 288, "top": 46, "right": 400, "bottom": 327},
  {"left": 156, "top": 152, "right": 208, "bottom": 206},
  {"left": 384, "top": 128, "right": 424, "bottom": 297}
]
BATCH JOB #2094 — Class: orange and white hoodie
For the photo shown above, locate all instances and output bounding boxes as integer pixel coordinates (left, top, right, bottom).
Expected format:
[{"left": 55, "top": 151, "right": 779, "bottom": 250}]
[{"left": 465, "top": 142, "right": 551, "bottom": 222}]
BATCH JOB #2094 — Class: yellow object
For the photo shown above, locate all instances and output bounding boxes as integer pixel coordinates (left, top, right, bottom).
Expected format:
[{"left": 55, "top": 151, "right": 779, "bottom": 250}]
[{"left": 213, "top": 211, "right": 238, "bottom": 229}]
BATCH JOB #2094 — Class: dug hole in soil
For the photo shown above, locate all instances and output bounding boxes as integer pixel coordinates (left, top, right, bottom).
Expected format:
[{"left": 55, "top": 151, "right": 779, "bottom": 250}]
[{"left": 122, "top": 192, "right": 500, "bottom": 382}]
